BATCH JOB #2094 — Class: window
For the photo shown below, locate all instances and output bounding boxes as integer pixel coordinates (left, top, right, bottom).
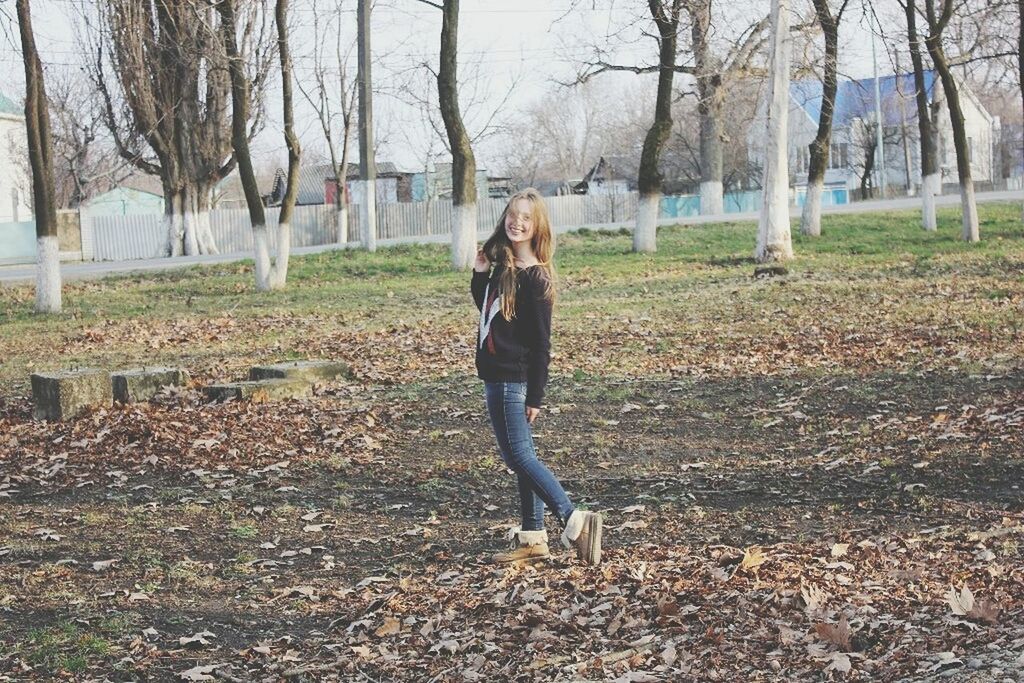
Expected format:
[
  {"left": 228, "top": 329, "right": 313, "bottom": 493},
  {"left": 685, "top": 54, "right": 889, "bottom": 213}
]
[
  {"left": 829, "top": 142, "right": 849, "bottom": 170},
  {"left": 967, "top": 137, "right": 974, "bottom": 163}
]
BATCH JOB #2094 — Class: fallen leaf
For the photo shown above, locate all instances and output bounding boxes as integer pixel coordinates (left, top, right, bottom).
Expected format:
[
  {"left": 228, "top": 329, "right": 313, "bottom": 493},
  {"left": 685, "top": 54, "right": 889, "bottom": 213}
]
[
  {"left": 814, "top": 615, "right": 852, "bottom": 652},
  {"left": 179, "top": 631, "right": 216, "bottom": 648},
  {"left": 740, "top": 547, "right": 767, "bottom": 571},
  {"left": 945, "top": 585, "right": 974, "bottom": 616},
  {"left": 375, "top": 616, "right": 401, "bottom": 637},
  {"left": 179, "top": 663, "right": 226, "bottom": 681}
]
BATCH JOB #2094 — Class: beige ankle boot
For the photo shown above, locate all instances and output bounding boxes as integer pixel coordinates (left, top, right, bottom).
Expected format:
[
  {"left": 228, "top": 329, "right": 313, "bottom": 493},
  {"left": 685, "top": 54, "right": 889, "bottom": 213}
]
[
  {"left": 560, "top": 510, "right": 603, "bottom": 565},
  {"left": 491, "top": 530, "right": 550, "bottom": 565}
]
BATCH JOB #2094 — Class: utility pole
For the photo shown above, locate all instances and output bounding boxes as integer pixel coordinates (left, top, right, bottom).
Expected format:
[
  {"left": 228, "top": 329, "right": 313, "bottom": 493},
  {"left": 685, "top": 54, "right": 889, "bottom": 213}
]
[
  {"left": 357, "top": 0, "right": 376, "bottom": 252},
  {"left": 872, "top": 32, "right": 887, "bottom": 198}
]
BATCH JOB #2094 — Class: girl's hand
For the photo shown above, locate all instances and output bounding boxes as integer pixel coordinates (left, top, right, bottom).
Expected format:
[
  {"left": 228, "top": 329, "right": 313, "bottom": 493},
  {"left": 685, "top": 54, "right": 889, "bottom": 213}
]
[
  {"left": 526, "top": 406, "right": 540, "bottom": 424},
  {"left": 474, "top": 248, "right": 490, "bottom": 273}
]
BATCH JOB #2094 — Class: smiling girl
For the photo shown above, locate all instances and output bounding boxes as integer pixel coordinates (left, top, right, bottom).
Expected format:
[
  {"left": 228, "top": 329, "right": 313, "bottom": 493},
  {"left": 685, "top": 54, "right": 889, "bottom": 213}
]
[{"left": 471, "top": 188, "right": 603, "bottom": 565}]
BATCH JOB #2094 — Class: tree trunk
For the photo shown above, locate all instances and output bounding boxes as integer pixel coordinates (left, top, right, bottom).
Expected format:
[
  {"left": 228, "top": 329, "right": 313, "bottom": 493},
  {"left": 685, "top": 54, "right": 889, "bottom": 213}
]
[
  {"left": 18, "top": 0, "right": 61, "bottom": 313},
  {"left": 1018, "top": 0, "right": 1023, "bottom": 221},
  {"left": 755, "top": 0, "right": 793, "bottom": 263},
  {"left": 860, "top": 136, "right": 876, "bottom": 200},
  {"left": 336, "top": 202, "right": 349, "bottom": 244},
  {"left": 691, "top": 0, "right": 724, "bottom": 216},
  {"left": 162, "top": 183, "right": 215, "bottom": 257},
  {"left": 636, "top": 0, "right": 682, "bottom": 253},
  {"left": 273, "top": 0, "right": 300, "bottom": 290},
  {"left": 906, "top": 0, "right": 939, "bottom": 230},
  {"left": 357, "top": 0, "right": 377, "bottom": 253},
  {"left": 925, "top": 0, "right": 979, "bottom": 241},
  {"left": 438, "top": 0, "right": 478, "bottom": 270},
  {"left": 219, "top": 0, "right": 278, "bottom": 290},
  {"left": 800, "top": 0, "right": 840, "bottom": 237}
]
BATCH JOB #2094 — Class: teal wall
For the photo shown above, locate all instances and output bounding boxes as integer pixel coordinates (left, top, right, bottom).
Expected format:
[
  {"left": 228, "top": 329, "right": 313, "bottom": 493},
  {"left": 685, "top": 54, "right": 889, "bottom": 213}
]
[
  {"left": 0, "top": 221, "right": 36, "bottom": 264},
  {"left": 660, "top": 188, "right": 848, "bottom": 218}
]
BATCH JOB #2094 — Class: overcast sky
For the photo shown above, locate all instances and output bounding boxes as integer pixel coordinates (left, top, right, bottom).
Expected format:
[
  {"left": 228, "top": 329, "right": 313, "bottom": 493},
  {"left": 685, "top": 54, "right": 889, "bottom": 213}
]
[{"left": 0, "top": 1, "right": 894, "bottom": 175}]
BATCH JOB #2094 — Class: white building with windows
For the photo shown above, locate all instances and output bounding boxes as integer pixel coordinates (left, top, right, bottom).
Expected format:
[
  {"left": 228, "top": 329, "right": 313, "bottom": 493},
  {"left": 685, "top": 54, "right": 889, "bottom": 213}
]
[
  {"left": 749, "top": 72, "right": 1000, "bottom": 196},
  {"left": 0, "top": 92, "right": 32, "bottom": 223}
]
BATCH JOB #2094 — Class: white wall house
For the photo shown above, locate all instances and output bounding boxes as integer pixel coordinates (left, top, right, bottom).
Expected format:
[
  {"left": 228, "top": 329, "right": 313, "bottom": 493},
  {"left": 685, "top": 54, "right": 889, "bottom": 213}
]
[
  {"left": 0, "top": 92, "right": 33, "bottom": 223},
  {"left": 748, "top": 72, "right": 1000, "bottom": 196}
]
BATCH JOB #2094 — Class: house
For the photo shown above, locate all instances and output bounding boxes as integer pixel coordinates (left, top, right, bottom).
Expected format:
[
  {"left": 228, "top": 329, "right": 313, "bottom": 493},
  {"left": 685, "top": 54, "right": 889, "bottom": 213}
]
[
  {"left": 573, "top": 156, "right": 634, "bottom": 195},
  {"left": 85, "top": 175, "right": 165, "bottom": 216},
  {"left": 412, "top": 162, "right": 508, "bottom": 202},
  {"left": 215, "top": 169, "right": 285, "bottom": 209},
  {"left": 748, "top": 71, "right": 1000, "bottom": 195},
  {"left": 0, "top": 91, "right": 33, "bottom": 223},
  {"left": 291, "top": 162, "right": 416, "bottom": 206}
]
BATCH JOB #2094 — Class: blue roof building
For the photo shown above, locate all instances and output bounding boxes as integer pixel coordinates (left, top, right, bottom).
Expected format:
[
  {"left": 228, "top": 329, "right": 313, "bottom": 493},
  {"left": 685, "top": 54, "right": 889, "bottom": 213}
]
[{"left": 749, "top": 71, "right": 999, "bottom": 195}]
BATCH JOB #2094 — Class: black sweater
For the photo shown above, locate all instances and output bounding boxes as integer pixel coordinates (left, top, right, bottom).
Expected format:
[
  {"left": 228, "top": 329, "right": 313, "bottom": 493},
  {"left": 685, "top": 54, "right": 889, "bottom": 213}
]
[{"left": 471, "top": 265, "right": 553, "bottom": 408}]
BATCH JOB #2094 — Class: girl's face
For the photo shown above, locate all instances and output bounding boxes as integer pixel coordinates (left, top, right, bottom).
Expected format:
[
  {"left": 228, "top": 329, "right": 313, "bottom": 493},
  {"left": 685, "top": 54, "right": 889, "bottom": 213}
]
[{"left": 504, "top": 198, "right": 535, "bottom": 245}]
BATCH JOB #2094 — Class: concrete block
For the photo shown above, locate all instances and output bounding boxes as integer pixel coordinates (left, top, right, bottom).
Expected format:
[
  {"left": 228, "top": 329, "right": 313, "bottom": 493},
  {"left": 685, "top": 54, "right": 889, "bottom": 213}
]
[
  {"left": 203, "top": 378, "right": 312, "bottom": 403},
  {"left": 31, "top": 368, "right": 113, "bottom": 421},
  {"left": 248, "top": 360, "right": 351, "bottom": 382},
  {"left": 112, "top": 367, "right": 190, "bottom": 403}
]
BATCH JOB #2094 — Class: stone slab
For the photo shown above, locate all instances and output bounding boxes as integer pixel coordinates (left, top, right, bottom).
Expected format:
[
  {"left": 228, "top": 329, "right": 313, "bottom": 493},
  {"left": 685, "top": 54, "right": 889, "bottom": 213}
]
[
  {"left": 112, "top": 367, "right": 190, "bottom": 403},
  {"left": 248, "top": 360, "right": 351, "bottom": 382},
  {"left": 31, "top": 368, "right": 113, "bottom": 421},
  {"left": 203, "top": 378, "right": 312, "bottom": 403}
]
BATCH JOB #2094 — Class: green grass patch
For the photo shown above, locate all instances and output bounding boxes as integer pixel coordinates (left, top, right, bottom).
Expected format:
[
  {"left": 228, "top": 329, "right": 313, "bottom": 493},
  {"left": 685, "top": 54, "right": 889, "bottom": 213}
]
[{"left": 1, "top": 202, "right": 1022, "bottom": 392}]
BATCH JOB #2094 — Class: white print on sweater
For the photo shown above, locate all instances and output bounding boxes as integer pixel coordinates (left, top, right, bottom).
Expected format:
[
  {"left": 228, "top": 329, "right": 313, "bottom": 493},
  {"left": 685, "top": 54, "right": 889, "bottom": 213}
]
[{"left": 478, "top": 281, "right": 502, "bottom": 350}]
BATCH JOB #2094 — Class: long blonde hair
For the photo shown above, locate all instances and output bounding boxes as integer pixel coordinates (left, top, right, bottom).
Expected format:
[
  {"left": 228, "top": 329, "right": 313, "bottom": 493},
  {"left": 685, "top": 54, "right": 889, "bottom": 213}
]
[{"left": 482, "top": 188, "right": 556, "bottom": 321}]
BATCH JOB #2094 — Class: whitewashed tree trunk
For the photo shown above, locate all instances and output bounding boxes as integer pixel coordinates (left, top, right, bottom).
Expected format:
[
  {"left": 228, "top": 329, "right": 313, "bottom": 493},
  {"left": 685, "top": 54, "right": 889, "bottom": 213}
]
[
  {"left": 960, "top": 178, "right": 979, "bottom": 242},
  {"left": 921, "top": 172, "right": 939, "bottom": 231},
  {"left": 755, "top": 0, "right": 794, "bottom": 263},
  {"left": 360, "top": 180, "right": 376, "bottom": 252},
  {"left": 163, "top": 208, "right": 185, "bottom": 257},
  {"left": 451, "top": 202, "right": 477, "bottom": 270},
  {"left": 700, "top": 180, "right": 724, "bottom": 215},
  {"left": 253, "top": 222, "right": 273, "bottom": 291},
  {"left": 800, "top": 179, "right": 823, "bottom": 237},
  {"left": 634, "top": 192, "right": 659, "bottom": 253},
  {"left": 270, "top": 222, "right": 291, "bottom": 289},
  {"left": 35, "top": 234, "right": 61, "bottom": 313},
  {"left": 336, "top": 205, "right": 349, "bottom": 244},
  {"left": 193, "top": 196, "right": 218, "bottom": 255},
  {"left": 164, "top": 187, "right": 218, "bottom": 256}
]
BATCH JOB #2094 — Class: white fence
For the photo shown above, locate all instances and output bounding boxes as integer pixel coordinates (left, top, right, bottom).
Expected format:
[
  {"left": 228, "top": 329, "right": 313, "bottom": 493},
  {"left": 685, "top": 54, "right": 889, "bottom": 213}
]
[
  {"left": 84, "top": 193, "right": 641, "bottom": 262},
  {"left": 87, "top": 204, "right": 340, "bottom": 262}
]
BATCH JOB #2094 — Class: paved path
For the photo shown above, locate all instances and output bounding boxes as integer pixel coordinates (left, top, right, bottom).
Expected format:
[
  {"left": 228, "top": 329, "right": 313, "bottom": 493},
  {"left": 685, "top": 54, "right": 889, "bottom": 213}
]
[{"left": 2, "top": 190, "right": 1021, "bottom": 286}]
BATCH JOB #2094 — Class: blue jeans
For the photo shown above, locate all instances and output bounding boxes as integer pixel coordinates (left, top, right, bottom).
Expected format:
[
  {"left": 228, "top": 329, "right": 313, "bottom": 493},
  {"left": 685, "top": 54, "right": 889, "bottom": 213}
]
[{"left": 484, "top": 381, "right": 574, "bottom": 531}]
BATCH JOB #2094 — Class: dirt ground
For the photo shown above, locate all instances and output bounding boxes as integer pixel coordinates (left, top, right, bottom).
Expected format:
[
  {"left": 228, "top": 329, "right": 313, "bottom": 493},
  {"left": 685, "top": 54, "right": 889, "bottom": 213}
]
[{"left": 1, "top": 369, "right": 1021, "bottom": 681}]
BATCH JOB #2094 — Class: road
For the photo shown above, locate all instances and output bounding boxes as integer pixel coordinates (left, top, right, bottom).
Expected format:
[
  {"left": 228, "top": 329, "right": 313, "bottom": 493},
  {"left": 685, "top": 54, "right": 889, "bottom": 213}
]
[{"left": 1, "top": 190, "right": 1021, "bottom": 286}]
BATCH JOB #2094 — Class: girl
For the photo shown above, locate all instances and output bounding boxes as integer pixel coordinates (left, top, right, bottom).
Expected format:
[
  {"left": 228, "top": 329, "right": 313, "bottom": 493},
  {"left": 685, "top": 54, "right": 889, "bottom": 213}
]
[{"left": 471, "top": 188, "right": 603, "bottom": 566}]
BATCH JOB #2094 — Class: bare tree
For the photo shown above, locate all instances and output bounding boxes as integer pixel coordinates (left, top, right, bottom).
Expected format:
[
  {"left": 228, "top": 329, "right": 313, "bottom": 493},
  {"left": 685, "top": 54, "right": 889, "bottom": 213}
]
[
  {"left": 295, "top": 0, "right": 358, "bottom": 245},
  {"left": 1018, "top": 0, "right": 1023, "bottom": 220},
  {"left": 438, "top": 0, "right": 477, "bottom": 269},
  {"left": 275, "top": 0, "right": 300, "bottom": 285},
  {"left": 219, "top": 0, "right": 291, "bottom": 291},
  {"left": 925, "top": 0, "right": 979, "bottom": 241},
  {"left": 755, "top": 0, "right": 794, "bottom": 262},
  {"left": 356, "top": 0, "right": 376, "bottom": 252},
  {"left": 687, "top": 1, "right": 769, "bottom": 215},
  {"left": 86, "top": 0, "right": 271, "bottom": 257},
  {"left": 17, "top": 0, "right": 60, "bottom": 312},
  {"left": 47, "top": 73, "right": 131, "bottom": 209},
  {"left": 405, "top": 0, "right": 478, "bottom": 269},
  {"left": 901, "top": 0, "right": 941, "bottom": 230},
  {"left": 799, "top": 0, "right": 851, "bottom": 237}
]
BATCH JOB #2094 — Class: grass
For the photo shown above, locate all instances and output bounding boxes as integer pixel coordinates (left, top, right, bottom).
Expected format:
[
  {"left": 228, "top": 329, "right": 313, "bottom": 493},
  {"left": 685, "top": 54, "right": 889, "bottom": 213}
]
[
  {"left": 22, "top": 622, "right": 113, "bottom": 674},
  {"left": 0, "top": 203, "right": 1022, "bottom": 395}
]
